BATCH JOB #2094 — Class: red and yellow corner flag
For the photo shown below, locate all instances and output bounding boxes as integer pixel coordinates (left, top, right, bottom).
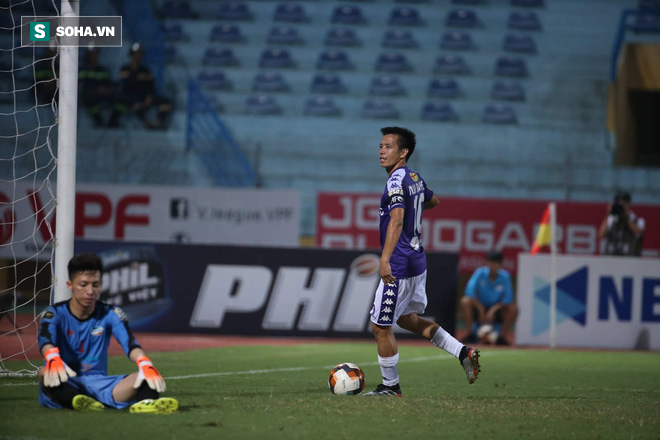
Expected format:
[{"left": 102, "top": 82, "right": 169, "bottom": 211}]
[{"left": 531, "top": 204, "right": 552, "bottom": 255}]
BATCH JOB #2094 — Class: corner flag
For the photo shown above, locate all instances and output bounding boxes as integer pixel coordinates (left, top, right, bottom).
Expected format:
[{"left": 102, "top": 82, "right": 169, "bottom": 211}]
[{"left": 531, "top": 204, "right": 552, "bottom": 255}]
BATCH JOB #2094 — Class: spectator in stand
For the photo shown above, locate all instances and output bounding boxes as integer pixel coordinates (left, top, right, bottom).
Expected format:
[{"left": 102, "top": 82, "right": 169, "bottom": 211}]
[
  {"left": 599, "top": 191, "right": 645, "bottom": 256},
  {"left": 108, "top": 43, "right": 173, "bottom": 129},
  {"left": 78, "top": 46, "right": 116, "bottom": 127}
]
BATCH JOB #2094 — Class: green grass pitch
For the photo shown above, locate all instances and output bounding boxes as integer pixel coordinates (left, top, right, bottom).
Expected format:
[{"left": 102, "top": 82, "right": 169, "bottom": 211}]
[{"left": 1, "top": 342, "right": 659, "bottom": 439}]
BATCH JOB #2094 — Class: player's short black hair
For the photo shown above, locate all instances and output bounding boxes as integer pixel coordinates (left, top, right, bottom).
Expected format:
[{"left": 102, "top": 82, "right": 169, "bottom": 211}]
[
  {"left": 615, "top": 191, "right": 631, "bottom": 203},
  {"left": 486, "top": 249, "right": 503, "bottom": 262},
  {"left": 68, "top": 253, "right": 103, "bottom": 280},
  {"left": 381, "top": 126, "right": 416, "bottom": 161}
]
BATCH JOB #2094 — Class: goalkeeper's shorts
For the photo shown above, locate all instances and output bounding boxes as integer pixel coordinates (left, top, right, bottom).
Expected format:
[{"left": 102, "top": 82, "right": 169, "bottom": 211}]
[{"left": 39, "top": 374, "right": 132, "bottom": 410}]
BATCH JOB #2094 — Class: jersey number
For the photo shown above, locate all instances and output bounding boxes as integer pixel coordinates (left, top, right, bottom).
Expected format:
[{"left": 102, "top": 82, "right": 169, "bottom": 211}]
[{"left": 413, "top": 193, "right": 424, "bottom": 235}]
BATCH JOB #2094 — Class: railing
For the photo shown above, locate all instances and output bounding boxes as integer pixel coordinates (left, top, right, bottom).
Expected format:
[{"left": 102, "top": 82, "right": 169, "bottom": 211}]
[
  {"left": 186, "top": 79, "right": 256, "bottom": 187},
  {"left": 610, "top": 8, "right": 660, "bottom": 81}
]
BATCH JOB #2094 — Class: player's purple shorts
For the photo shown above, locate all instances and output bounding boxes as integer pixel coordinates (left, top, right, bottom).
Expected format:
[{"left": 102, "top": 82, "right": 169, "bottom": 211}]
[{"left": 39, "top": 374, "right": 132, "bottom": 409}]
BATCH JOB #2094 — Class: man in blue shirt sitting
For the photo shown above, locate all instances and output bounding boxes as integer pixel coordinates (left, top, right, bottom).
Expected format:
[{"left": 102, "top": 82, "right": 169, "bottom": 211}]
[{"left": 460, "top": 250, "right": 518, "bottom": 345}]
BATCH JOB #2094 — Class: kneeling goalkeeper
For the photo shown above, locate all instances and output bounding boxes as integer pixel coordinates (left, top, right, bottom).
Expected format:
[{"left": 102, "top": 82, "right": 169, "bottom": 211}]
[{"left": 37, "top": 253, "right": 178, "bottom": 413}]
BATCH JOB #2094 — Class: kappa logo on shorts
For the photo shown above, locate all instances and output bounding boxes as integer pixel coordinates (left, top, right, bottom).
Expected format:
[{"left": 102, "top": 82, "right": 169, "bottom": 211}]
[{"left": 91, "top": 326, "right": 104, "bottom": 336}]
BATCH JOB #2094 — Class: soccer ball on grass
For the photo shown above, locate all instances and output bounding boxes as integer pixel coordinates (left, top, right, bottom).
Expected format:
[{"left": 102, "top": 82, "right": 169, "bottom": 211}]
[{"left": 328, "top": 363, "right": 365, "bottom": 395}]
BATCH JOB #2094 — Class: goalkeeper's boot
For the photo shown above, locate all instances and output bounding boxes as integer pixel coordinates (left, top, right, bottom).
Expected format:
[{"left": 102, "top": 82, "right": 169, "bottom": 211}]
[
  {"left": 72, "top": 395, "right": 105, "bottom": 412},
  {"left": 130, "top": 397, "right": 179, "bottom": 414},
  {"left": 460, "top": 346, "right": 481, "bottom": 384},
  {"left": 362, "top": 383, "right": 402, "bottom": 397}
]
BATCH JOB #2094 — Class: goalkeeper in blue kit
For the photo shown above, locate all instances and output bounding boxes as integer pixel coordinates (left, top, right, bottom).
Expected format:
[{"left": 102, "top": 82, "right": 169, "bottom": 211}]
[{"left": 38, "top": 253, "right": 178, "bottom": 413}]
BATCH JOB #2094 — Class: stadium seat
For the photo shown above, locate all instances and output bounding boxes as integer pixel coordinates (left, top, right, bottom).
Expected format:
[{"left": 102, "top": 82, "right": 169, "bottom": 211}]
[
  {"left": 209, "top": 24, "right": 244, "bottom": 43},
  {"left": 197, "top": 70, "right": 232, "bottom": 90},
  {"left": 427, "top": 78, "right": 461, "bottom": 99},
  {"left": 202, "top": 47, "right": 239, "bottom": 67},
  {"left": 502, "top": 33, "right": 536, "bottom": 53},
  {"left": 324, "top": 28, "right": 360, "bottom": 47},
  {"left": 445, "top": 9, "right": 479, "bottom": 28},
  {"left": 310, "top": 73, "right": 347, "bottom": 94},
  {"left": 303, "top": 96, "right": 341, "bottom": 117},
  {"left": 266, "top": 26, "right": 303, "bottom": 45},
  {"left": 331, "top": 5, "right": 366, "bottom": 25},
  {"left": 491, "top": 80, "right": 525, "bottom": 101},
  {"left": 316, "top": 50, "right": 352, "bottom": 70},
  {"left": 494, "top": 56, "right": 528, "bottom": 77},
  {"left": 433, "top": 54, "right": 470, "bottom": 75},
  {"left": 245, "top": 95, "right": 282, "bottom": 115},
  {"left": 369, "top": 75, "right": 407, "bottom": 96},
  {"left": 361, "top": 98, "right": 399, "bottom": 119},
  {"left": 273, "top": 3, "right": 309, "bottom": 23},
  {"left": 511, "top": 0, "right": 544, "bottom": 7},
  {"left": 482, "top": 102, "right": 517, "bottom": 124},
  {"left": 630, "top": 13, "right": 660, "bottom": 33},
  {"left": 388, "top": 7, "right": 424, "bottom": 26},
  {"left": 252, "top": 71, "right": 290, "bottom": 92},
  {"left": 440, "top": 31, "right": 474, "bottom": 51},
  {"left": 259, "top": 48, "right": 296, "bottom": 68},
  {"left": 395, "top": 0, "right": 429, "bottom": 3},
  {"left": 163, "top": 44, "right": 177, "bottom": 64},
  {"left": 452, "top": 0, "right": 484, "bottom": 4},
  {"left": 374, "top": 53, "right": 412, "bottom": 72},
  {"left": 421, "top": 101, "right": 457, "bottom": 121},
  {"left": 217, "top": 1, "right": 253, "bottom": 20},
  {"left": 204, "top": 95, "right": 225, "bottom": 113},
  {"left": 158, "top": 1, "right": 197, "bottom": 19},
  {"left": 160, "top": 22, "right": 185, "bottom": 42},
  {"left": 507, "top": 11, "right": 542, "bottom": 31},
  {"left": 382, "top": 29, "right": 418, "bottom": 49}
]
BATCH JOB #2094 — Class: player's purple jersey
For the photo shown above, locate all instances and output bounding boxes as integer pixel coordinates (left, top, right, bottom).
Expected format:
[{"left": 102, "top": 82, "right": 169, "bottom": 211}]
[
  {"left": 379, "top": 166, "right": 434, "bottom": 278},
  {"left": 38, "top": 301, "right": 141, "bottom": 375}
]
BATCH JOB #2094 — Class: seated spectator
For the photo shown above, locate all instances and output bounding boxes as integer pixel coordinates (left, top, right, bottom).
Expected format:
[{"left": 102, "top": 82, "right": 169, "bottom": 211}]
[
  {"left": 78, "top": 47, "right": 115, "bottom": 127},
  {"left": 108, "top": 43, "right": 173, "bottom": 129},
  {"left": 460, "top": 250, "right": 518, "bottom": 345}
]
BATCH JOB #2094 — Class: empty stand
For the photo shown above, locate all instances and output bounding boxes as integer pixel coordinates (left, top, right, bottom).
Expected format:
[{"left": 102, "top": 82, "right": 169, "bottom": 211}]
[
  {"left": 369, "top": 75, "right": 407, "bottom": 96},
  {"left": 433, "top": 54, "right": 470, "bottom": 75},
  {"left": 374, "top": 52, "right": 412, "bottom": 72},
  {"left": 362, "top": 98, "right": 399, "bottom": 119},
  {"left": 446, "top": 9, "right": 480, "bottom": 28},
  {"left": 303, "top": 96, "right": 341, "bottom": 116},
  {"left": 382, "top": 29, "right": 418, "bottom": 49},
  {"left": 245, "top": 94, "right": 282, "bottom": 115},
  {"left": 310, "top": 73, "right": 347, "bottom": 94},
  {"left": 324, "top": 28, "right": 361, "bottom": 47},
  {"left": 252, "top": 71, "right": 290, "bottom": 92},
  {"left": 209, "top": 24, "right": 244, "bottom": 43},
  {"left": 273, "top": 3, "right": 309, "bottom": 23},
  {"left": 266, "top": 26, "right": 304, "bottom": 45},
  {"left": 388, "top": 7, "right": 424, "bottom": 26},
  {"left": 427, "top": 78, "right": 461, "bottom": 99},
  {"left": 259, "top": 48, "right": 296, "bottom": 68},
  {"left": 440, "top": 31, "right": 474, "bottom": 51},
  {"left": 421, "top": 101, "right": 458, "bottom": 121},
  {"left": 331, "top": 5, "right": 367, "bottom": 25},
  {"left": 317, "top": 50, "right": 353, "bottom": 70}
]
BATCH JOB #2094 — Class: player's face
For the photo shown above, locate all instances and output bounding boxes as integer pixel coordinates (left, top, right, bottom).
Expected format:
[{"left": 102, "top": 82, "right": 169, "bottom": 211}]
[
  {"left": 486, "top": 260, "right": 502, "bottom": 277},
  {"left": 379, "top": 134, "right": 407, "bottom": 169},
  {"left": 68, "top": 271, "right": 102, "bottom": 310}
]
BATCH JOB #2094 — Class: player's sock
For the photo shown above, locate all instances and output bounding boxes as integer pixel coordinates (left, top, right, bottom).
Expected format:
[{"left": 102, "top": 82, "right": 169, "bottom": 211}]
[
  {"left": 459, "top": 346, "right": 470, "bottom": 362},
  {"left": 44, "top": 382, "right": 79, "bottom": 409},
  {"left": 430, "top": 326, "right": 463, "bottom": 358},
  {"left": 135, "top": 381, "right": 159, "bottom": 401},
  {"left": 378, "top": 353, "right": 399, "bottom": 387}
]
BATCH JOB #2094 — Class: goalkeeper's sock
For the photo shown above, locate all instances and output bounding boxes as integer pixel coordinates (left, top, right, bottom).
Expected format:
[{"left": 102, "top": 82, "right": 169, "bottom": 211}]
[
  {"left": 43, "top": 382, "right": 79, "bottom": 409},
  {"left": 135, "top": 381, "right": 159, "bottom": 401}
]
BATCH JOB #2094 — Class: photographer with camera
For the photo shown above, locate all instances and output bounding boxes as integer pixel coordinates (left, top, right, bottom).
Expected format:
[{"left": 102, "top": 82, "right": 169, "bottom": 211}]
[{"left": 598, "top": 191, "right": 645, "bottom": 256}]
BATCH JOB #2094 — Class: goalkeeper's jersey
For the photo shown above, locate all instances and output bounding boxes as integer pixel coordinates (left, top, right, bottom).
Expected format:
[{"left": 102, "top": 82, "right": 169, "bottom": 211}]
[{"left": 38, "top": 301, "right": 141, "bottom": 376}]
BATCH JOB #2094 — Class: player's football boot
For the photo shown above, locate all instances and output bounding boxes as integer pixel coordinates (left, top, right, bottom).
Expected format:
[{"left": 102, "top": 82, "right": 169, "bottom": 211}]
[
  {"left": 460, "top": 346, "right": 481, "bottom": 384},
  {"left": 130, "top": 397, "right": 179, "bottom": 414},
  {"left": 362, "top": 383, "right": 402, "bottom": 396},
  {"left": 72, "top": 394, "right": 105, "bottom": 412}
]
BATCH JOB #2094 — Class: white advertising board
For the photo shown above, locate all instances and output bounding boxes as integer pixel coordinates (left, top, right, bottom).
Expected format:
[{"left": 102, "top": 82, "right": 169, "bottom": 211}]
[{"left": 516, "top": 254, "right": 660, "bottom": 349}]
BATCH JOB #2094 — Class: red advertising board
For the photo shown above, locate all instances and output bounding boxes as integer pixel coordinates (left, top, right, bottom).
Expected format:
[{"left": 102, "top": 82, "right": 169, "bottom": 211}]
[{"left": 316, "top": 193, "right": 660, "bottom": 274}]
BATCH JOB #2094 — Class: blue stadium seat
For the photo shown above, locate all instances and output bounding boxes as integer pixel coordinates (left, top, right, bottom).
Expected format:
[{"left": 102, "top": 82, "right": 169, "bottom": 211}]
[
  {"left": 164, "top": 44, "right": 177, "bottom": 64},
  {"left": 217, "top": 1, "right": 253, "bottom": 20},
  {"left": 362, "top": 98, "right": 399, "bottom": 119},
  {"left": 388, "top": 7, "right": 424, "bottom": 26},
  {"left": 433, "top": 54, "right": 470, "bottom": 75},
  {"left": 158, "top": 1, "right": 197, "bottom": 19},
  {"left": 446, "top": 9, "right": 479, "bottom": 28},
  {"left": 421, "top": 101, "right": 457, "bottom": 121},
  {"left": 259, "top": 48, "right": 296, "bottom": 68},
  {"left": 202, "top": 47, "right": 239, "bottom": 67},
  {"left": 452, "top": 0, "right": 484, "bottom": 4},
  {"left": 507, "top": 11, "right": 542, "bottom": 31},
  {"left": 310, "top": 74, "right": 347, "bottom": 94},
  {"left": 482, "top": 102, "right": 517, "bottom": 124},
  {"left": 273, "top": 3, "right": 309, "bottom": 23},
  {"left": 252, "top": 71, "right": 290, "bottom": 92},
  {"left": 197, "top": 70, "right": 233, "bottom": 90},
  {"left": 374, "top": 53, "right": 412, "bottom": 72},
  {"left": 440, "top": 31, "right": 474, "bottom": 50},
  {"left": 205, "top": 95, "right": 225, "bottom": 113},
  {"left": 502, "top": 33, "right": 536, "bottom": 53},
  {"left": 494, "top": 56, "right": 528, "bottom": 77},
  {"left": 511, "top": 0, "right": 544, "bottom": 7},
  {"left": 491, "top": 80, "right": 525, "bottom": 101},
  {"left": 160, "top": 22, "right": 185, "bottom": 42},
  {"left": 245, "top": 95, "right": 282, "bottom": 115},
  {"left": 303, "top": 96, "right": 341, "bottom": 117},
  {"left": 316, "top": 50, "right": 353, "bottom": 70},
  {"left": 209, "top": 24, "right": 244, "bottom": 43},
  {"left": 266, "top": 26, "right": 303, "bottom": 45},
  {"left": 630, "top": 13, "right": 660, "bottom": 33},
  {"left": 427, "top": 78, "right": 461, "bottom": 99},
  {"left": 331, "top": 5, "right": 366, "bottom": 25},
  {"left": 369, "top": 75, "right": 407, "bottom": 96},
  {"left": 382, "top": 29, "right": 418, "bottom": 49},
  {"left": 396, "top": 0, "right": 429, "bottom": 3},
  {"left": 324, "top": 28, "right": 360, "bottom": 47}
]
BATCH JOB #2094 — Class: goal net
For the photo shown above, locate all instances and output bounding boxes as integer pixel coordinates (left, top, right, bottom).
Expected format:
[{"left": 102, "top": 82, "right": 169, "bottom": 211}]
[{"left": 0, "top": 0, "right": 63, "bottom": 376}]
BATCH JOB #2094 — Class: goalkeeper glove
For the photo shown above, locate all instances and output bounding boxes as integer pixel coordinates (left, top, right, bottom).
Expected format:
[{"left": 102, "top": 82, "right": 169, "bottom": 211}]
[
  {"left": 43, "top": 347, "right": 77, "bottom": 387},
  {"left": 134, "top": 355, "right": 166, "bottom": 392}
]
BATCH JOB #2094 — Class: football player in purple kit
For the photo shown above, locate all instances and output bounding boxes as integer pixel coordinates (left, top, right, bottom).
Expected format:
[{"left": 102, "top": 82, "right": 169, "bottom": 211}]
[
  {"left": 363, "top": 127, "right": 481, "bottom": 396},
  {"left": 37, "top": 253, "right": 178, "bottom": 413}
]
